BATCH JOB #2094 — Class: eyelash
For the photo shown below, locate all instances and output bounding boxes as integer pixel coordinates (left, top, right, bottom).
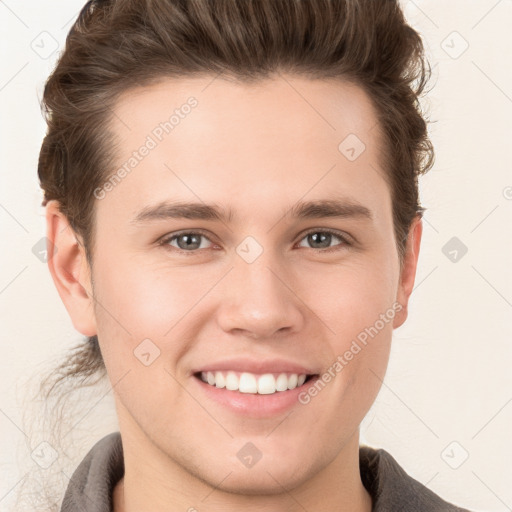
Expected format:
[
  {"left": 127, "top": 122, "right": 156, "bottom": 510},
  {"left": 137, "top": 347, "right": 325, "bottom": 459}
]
[{"left": 158, "top": 228, "right": 353, "bottom": 255}]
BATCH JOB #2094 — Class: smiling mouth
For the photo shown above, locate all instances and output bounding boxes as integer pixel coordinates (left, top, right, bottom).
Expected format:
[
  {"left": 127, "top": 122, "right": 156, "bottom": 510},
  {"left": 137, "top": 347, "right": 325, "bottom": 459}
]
[{"left": 194, "top": 370, "right": 317, "bottom": 395}]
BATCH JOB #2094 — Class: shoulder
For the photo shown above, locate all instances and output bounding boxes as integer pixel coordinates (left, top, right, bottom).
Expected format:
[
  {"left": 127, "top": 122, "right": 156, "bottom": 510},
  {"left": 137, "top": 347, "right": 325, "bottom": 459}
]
[
  {"left": 359, "top": 445, "right": 473, "bottom": 512},
  {"left": 60, "top": 432, "right": 124, "bottom": 512}
]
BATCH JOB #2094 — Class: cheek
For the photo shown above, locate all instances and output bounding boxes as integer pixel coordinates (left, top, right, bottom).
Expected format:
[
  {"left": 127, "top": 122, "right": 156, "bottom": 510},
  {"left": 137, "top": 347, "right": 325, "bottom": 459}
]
[
  {"left": 310, "top": 254, "right": 399, "bottom": 344},
  {"left": 90, "top": 260, "right": 193, "bottom": 420},
  {"left": 91, "top": 254, "right": 220, "bottom": 393},
  {"left": 94, "top": 255, "right": 208, "bottom": 336},
  {"left": 308, "top": 253, "right": 397, "bottom": 407}
]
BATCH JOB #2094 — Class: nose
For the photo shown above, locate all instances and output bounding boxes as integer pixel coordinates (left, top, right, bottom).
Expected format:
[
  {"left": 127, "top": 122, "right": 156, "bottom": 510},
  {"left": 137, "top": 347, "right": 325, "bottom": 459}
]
[{"left": 216, "top": 251, "right": 305, "bottom": 340}]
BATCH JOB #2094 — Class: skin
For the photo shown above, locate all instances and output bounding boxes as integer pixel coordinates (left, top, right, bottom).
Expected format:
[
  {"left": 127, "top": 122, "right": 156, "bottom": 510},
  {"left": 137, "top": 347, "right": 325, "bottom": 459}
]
[{"left": 46, "top": 74, "right": 422, "bottom": 512}]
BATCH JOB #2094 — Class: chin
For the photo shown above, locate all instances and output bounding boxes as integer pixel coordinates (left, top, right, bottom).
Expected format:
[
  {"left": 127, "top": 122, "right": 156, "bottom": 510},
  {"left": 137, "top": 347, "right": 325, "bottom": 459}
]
[{"left": 211, "top": 466, "right": 309, "bottom": 497}]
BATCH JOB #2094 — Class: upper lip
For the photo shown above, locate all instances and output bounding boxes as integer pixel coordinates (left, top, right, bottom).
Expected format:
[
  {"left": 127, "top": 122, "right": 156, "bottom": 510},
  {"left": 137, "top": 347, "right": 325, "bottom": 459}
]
[{"left": 191, "top": 357, "right": 319, "bottom": 376}]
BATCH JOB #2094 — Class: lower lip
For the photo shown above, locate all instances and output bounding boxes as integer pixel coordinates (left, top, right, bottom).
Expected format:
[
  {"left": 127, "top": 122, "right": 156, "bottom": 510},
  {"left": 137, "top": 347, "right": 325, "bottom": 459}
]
[{"left": 193, "top": 375, "right": 319, "bottom": 418}]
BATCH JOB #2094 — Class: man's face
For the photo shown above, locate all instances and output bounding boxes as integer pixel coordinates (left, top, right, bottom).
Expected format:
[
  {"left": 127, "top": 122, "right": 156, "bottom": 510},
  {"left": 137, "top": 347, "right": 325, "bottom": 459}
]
[{"left": 85, "top": 75, "right": 414, "bottom": 492}]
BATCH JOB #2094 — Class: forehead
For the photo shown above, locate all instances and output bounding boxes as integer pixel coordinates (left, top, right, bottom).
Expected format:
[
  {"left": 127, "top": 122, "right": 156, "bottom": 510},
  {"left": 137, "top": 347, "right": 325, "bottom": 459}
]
[
  {"left": 101, "top": 74, "right": 390, "bottom": 227},
  {"left": 111, "top": 74, "right": 380, "bottom": 148}
]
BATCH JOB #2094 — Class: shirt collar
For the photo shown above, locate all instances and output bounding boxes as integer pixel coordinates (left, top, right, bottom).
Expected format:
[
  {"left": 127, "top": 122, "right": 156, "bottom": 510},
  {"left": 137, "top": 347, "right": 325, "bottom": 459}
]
[{"left": 60, "top": 431, "right": 470, "bottom": 512}]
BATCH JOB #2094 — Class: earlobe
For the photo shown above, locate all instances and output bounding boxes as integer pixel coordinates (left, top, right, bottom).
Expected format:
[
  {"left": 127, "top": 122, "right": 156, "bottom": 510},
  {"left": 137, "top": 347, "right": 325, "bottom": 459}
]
[
  {"left": 393, "top": 216, "right": 423, "bottom": 329},
  {"left": 45, "top": 200, "right": 97, "bottom": 336}
]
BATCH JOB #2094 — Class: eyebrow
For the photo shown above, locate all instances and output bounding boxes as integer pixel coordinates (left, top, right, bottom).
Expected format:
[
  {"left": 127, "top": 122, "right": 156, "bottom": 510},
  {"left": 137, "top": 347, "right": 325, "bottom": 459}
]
[{"left": 130, "top": 198, "right": 373, "bottom": 225}]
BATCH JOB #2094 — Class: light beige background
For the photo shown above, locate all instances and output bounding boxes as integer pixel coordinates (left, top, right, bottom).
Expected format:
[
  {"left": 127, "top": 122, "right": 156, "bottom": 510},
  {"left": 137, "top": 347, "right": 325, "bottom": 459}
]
[{"left": 1, "top": 1, "right": 511, "bottom": 510}]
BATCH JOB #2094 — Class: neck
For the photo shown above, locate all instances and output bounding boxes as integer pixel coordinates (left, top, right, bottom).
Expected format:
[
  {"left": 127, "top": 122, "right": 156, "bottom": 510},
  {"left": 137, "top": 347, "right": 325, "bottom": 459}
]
[{"left": 113, "top": 427, "right": 372, "bottom": 512}]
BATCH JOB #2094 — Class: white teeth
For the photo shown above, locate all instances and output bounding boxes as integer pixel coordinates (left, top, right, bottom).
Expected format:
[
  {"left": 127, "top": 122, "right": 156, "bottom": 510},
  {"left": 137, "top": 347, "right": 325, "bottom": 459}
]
[
  {"left": 199, "top": 371, "right": 309, "bottom": 394},
  {"left": 214, "top": 371, "right": 225, "bottom": 388},
  {"left": 287, "top": 373, "right": 298, "bottom": 390},
  {"left": 239, "top": 372, "right": 258, "bottom": 393},
  {"left": 225, "top": 371, "right": 239, "bottom": 391},
  {"left": 257, "top": 374, "right": 276, "bottom": 394},
  {"left": 275, "top": 373, "right": 289, "bottom": 392}
]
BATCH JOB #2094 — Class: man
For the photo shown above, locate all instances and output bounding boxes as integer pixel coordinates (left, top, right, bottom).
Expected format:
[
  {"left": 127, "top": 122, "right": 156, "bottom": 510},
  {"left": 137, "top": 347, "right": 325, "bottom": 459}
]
[{"left": 37, "top": 0, "right": 471, "bottom": 510}]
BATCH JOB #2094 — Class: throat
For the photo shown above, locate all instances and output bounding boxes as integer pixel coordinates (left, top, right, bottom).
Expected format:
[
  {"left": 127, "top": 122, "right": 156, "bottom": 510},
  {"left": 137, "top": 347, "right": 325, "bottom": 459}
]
[{"left": 112, "top": 477, "right": 125, "bottom": 512}]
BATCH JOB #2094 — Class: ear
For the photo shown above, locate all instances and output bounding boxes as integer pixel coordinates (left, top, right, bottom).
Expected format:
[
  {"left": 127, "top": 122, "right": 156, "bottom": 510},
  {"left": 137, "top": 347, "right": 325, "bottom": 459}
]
[
  {"left": 45, "top": 200, "right": 97, "bottom": 336},
  {"left": 393, "top": 215, "right": 423, "bottom": 329}
]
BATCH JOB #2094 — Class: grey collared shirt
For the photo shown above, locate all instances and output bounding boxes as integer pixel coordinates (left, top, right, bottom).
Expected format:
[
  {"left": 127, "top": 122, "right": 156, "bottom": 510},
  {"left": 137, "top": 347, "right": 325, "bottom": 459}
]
[{"left": 60, "top": 432, "right": 472, "bottom": 511}]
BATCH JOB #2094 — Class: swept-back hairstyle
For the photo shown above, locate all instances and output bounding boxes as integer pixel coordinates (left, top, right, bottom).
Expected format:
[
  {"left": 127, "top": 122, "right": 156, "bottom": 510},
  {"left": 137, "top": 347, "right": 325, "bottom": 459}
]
[{"left": 19, "top": 1, "right": 434, "bottom": 510}]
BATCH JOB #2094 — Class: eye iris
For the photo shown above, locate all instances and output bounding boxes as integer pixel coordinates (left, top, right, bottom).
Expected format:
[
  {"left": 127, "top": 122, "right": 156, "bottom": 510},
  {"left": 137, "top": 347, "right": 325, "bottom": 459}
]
[
  {"left": 308, "top": 232, "right": 331, "bottom": 249},
  {"left": 170, "top": 231, "right": 339, "bottom": 252},
  {"left": 177, "top": 234, "right": 201, "bottom": 250}
]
